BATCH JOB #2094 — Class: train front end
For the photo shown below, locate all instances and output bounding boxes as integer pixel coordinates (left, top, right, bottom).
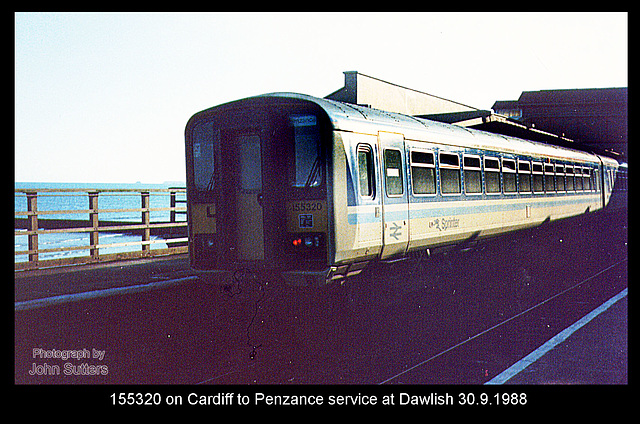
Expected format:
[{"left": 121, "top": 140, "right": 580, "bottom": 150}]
[{"left": 185, "top": 94, "right": 333, "bottom": 286}]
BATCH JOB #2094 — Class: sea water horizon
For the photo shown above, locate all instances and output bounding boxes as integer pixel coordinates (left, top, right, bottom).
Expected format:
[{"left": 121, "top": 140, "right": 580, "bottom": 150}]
[{"left": 15, "top": 181, "right": 187, "bottom": 263}]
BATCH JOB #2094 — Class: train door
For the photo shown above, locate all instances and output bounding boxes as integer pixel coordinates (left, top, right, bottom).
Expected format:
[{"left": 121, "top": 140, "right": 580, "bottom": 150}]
[
  {"left": 233, "top": 133, "right": 265, "bottom": 261},
  {"left": 378, "top": 131, "right": 409, "bottom": 259}
]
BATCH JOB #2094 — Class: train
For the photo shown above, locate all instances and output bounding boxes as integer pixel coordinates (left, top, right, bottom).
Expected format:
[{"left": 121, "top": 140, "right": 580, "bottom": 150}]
[{"left": 185, "top": 93, "right": 627, "bottom": 287}]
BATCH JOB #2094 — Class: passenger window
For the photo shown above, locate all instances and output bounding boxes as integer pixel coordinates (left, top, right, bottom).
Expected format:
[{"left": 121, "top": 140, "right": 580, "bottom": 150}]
[
  {"left": 555, "top": 165, "right": 565, "bottom": 192},
  {"left": 609, "top": 169, "right": 614, "bottom": 191},
  {"left": 518, "top": 160, "right": 531, "bottom": 193},
  {"left": 544, "top": 164, "right": 555, "bottom": 192},
  {"left": 575, "top": 166, "right": 583, "bottom": 191},
  {"left": 503, "top": 159, "right": 517, "bottom": 193},
  {"left": 238, "top": 134, "right": 262, "bottom": 190},
  {"left": 583, "top": 168, "right": 592, "bottom": 191},
  {"left": 565, "top": 166, "right": 575, "bottom": 191},
  {"left": 484, "top": 157, "right": 501, "bottom": 194},
  {"left": 357, "top": 145, "right": 374, "bottom": 198},
  {"left": 440, "top": 152, "right": 461, "bottom": 194},
  {"left": 463, "top": 155, "right": 482, "bottom": 194},
  {"left": 384, "top": 149, "right": 404, "bottom": 196},
  {"left": 411, "top": 150, "right": 436, "bottom": 195},
  {"left": 532, "top": 163, "right": 544, "bottom": 193}
]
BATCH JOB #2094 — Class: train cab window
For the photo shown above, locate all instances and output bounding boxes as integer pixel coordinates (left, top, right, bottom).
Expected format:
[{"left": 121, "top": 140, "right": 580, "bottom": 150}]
[
  {"left": 583, "top": 168, "right": 592, "bottom": 191},
  {"left": 439, "top": 152, "right": 461, "bottom": 194},
  {"left": 357, "top": 144, "right": 375, "bottom": 198},
  {"left": 502, "top": 159, "right": 517, "bottom": 193},
  {"left": 463, "top": 155, "right": 482, "bottom": 194},
  {"left": 289, "top": 114, "right": 322, "bottom": 188},
  {"left": 191, "top": 122, "right": 217, "bottom": 193},
  {"left": 384, "top": 149, "right": 404, "bottom": 196},
  {"left": 411, "top": 150, "right": 436, "bottom": 195},
  {"left": 555, "top": 164, "right": 565, "bottom": 192},
  {"left": 518, "top": 160, "right": 531, "bottom": 193},
  {"left": 484, "top": 157, "right": 501, "bottom": 194},
  {"left": 532, "top": 162, "right": 544, "bottom": 193},
  {"left": 574, "top": 166, "right": 584, "bottom": 191},
  {"left": 565, "top": 166, "right": 575, "bottom": 191},
  {"left": 593, "top": 169, "right": 600, "bottom": 192},
  {"left": 544, "top": 164, "right": 556, "bottom": 192}
]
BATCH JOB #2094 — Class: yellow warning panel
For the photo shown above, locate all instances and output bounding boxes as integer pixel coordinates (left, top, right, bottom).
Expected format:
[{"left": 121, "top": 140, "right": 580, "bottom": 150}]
[{"left": 285, "top": 200, "right": 328, "bottom": 233}]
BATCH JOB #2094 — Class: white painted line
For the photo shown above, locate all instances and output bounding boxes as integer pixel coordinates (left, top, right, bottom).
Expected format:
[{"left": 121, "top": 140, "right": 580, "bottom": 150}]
[
  {"left": 485, "top": 287, "right": 627, "bottom": 385},
  {"left": 14, "top": 276, "right": 199, "bottom": 312},
  {"left": 378, "top": 260, "right": 626, "bottom": 385}
]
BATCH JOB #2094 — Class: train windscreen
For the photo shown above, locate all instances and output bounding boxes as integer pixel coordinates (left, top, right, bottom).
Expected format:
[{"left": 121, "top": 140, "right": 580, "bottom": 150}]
[
  {"left": 288, "top": 114, "right": 322, "bottom": 188},
  {"left": 191, "top": 122, "right": 216, "bottom": 193}
]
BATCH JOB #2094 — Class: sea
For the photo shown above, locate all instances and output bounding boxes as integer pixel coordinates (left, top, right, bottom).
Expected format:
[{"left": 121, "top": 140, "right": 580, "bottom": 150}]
[{"left": 14, "top": 182, "right": 187, "bottom": 263}]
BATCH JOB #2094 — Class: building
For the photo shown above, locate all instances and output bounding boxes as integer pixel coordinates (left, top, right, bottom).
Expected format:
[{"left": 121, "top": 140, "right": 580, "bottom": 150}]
[
  {"left": 325, "top": 72, "right": 627, "bottom": 160},
  {"left": 492, "top": 88, "right": 628, "bottom": 158}
]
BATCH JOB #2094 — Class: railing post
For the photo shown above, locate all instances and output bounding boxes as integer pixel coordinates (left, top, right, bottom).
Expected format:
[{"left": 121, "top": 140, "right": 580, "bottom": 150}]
[
  {"left": 170, "top": 190, "right": 177, "bottom": 223},
  {"left": 89, "top": 191, "right": 99, "bottom": 260},
  {"left": 27, "top": 192, "right": 38, "bottom": 264},
  {"left": 141, "top": 191, "right": 150, "bottom": 255}
]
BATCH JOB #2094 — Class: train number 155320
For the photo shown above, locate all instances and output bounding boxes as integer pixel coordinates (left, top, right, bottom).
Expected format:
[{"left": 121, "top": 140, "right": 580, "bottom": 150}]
[
  {"left": 111, "top": 392, "right": 162, "bottom": 406},
  {"left": 290, "top": 201, "right": 323, "bottom": 212}
]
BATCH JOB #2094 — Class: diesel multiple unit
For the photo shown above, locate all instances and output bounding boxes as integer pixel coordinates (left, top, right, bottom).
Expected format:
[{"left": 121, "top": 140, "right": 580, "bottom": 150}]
[{"left": 185, "top": 93, "right": 626, "bottom": 286}]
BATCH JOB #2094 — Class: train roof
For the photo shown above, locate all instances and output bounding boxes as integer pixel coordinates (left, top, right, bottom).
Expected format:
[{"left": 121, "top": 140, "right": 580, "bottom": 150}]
[
  {"left": 258, "top": 93, "right": 605, "bottom": 164},
  {"left": 197, "top": 92, "right": 618, "bottom": 166}
]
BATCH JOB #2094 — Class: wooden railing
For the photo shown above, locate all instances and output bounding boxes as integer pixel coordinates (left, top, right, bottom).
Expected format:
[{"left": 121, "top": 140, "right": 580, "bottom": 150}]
[{"left": 15, "top": 188, "right": 188, "bottom": 271}]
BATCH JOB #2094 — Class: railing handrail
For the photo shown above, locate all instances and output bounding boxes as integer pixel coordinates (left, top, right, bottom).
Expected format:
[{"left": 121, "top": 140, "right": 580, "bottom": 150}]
[
  {"left": 15, "top": 221, "right": 187, "bottom": 235},
  {"left": 14, "top": 187, "right": 189, "bottom": 271},
  {"left": 15, "top": 206, "right": 187, "bottom": 216},
  {"left": 15, "top": 187, "right": 186, "bottom": 193}
]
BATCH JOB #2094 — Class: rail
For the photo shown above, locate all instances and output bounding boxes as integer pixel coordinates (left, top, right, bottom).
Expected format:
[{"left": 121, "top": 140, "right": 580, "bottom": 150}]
[{"left": 15, "top": 188, "right": 188, "bottom": 271}]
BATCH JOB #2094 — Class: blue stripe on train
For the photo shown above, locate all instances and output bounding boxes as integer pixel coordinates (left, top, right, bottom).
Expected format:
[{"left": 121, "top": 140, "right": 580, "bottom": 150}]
[{"left": 347, "top": 196, "right": 598, "bottom": 225}]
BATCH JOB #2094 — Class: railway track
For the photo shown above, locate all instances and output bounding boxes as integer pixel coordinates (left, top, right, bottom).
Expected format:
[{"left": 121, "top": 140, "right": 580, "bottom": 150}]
[
  {"left": 376, "top": 258, "right": 627, "bottom": 385},
  {"left": 186, "top": 255, "right": 626, "bottom": 385}
]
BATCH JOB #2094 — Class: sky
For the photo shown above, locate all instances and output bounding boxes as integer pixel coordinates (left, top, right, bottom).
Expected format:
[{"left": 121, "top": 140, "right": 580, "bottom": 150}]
[{"left": 15, "top": 12, "right": 628, "bottom": 184}]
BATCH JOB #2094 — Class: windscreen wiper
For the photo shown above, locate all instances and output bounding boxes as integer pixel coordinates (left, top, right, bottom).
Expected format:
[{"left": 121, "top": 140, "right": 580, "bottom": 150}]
[{"left": 304, "top": 156, "right": 321, "bottom": 188}]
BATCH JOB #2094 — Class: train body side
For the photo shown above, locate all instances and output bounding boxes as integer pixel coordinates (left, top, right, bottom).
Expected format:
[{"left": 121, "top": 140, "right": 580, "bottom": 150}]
[{"left": 329, "top": 118, "right": 606, "bottom": 272}]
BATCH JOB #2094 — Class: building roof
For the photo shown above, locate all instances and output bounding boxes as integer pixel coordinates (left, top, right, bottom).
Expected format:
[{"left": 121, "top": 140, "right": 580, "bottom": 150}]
[{"left": 518, "top": 87, "right": 628, "bottom": 106}]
